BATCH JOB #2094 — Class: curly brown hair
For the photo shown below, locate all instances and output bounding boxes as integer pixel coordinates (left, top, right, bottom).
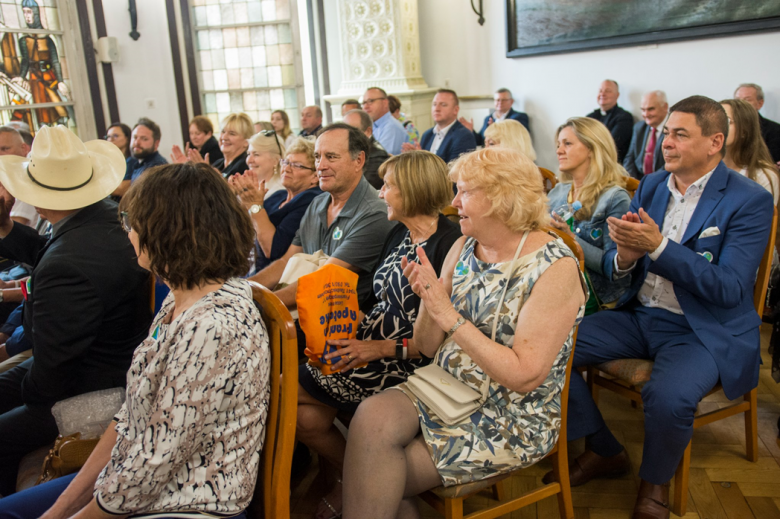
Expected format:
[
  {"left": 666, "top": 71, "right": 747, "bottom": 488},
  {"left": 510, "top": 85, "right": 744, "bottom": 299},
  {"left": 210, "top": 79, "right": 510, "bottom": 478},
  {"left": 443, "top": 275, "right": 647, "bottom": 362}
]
[{"left": 121, "top": 163, "right": 255, "bottom": 289}]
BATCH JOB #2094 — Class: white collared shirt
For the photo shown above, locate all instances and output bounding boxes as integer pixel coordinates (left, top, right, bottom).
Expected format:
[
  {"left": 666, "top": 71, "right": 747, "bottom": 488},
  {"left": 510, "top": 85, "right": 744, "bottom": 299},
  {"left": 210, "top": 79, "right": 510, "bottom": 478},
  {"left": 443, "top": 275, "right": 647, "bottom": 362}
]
[
  {"left": 429, "top": 119, "right": 457, "bottom": 155},
  {"left": 491, "top": 110, "right": 509, "bottom": 122},
  {"left": 616, "top": 168, "right": 715, "bottom": 315}
]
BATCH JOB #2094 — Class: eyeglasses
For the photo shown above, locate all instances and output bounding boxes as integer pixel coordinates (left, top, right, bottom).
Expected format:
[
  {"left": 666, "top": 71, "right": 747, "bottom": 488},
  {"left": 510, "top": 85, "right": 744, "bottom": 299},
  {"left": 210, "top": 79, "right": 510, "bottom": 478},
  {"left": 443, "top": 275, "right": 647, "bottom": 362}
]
[
  {"left": 120, "top": 211, "right": 132, "bottom": 233},
  {"left": 260, "top": 130, "right": 283, "bottom": 157},
  {"left": 280, "top": 159, "right": 315, "bottom": 171},
  {"left": 362, "top": 97, "right": 386, "bottom": 106}
]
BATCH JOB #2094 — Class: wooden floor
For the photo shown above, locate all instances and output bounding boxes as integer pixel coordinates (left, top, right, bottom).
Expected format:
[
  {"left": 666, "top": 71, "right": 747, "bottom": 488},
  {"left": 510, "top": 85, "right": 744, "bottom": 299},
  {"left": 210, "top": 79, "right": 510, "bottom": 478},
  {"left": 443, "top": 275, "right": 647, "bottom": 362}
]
[{"left": 290, "top": 325, "right": 780, "bottom": 519}]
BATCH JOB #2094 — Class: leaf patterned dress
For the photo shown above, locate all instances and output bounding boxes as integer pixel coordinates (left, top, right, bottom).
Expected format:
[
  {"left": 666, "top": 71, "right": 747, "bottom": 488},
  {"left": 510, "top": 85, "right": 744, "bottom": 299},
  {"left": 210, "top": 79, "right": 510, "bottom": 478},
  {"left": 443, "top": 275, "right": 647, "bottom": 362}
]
[{"left": 396, "top": 235, "right": 586, "bottom": 486}]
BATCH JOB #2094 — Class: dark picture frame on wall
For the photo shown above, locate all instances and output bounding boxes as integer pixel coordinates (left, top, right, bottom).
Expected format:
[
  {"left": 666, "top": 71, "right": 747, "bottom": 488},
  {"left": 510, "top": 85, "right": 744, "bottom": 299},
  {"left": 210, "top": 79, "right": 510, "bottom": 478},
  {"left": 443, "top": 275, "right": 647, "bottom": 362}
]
[{"left": 506, "top": 0, "right": 780, "bottom": 58}]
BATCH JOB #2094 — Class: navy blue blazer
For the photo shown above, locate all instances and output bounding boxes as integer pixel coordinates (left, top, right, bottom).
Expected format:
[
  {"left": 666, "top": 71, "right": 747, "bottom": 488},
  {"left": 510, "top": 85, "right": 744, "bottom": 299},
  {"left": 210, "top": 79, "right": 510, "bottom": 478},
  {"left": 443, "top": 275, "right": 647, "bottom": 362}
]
[
  {"left": 603, "top": 163, "right": 774, "bottom": 399},
  {"left": 475, "top": 108, "right": 529, "bottom": 146},
  {"left": 623, "top": 121, "right": 665, "bottom": 179},
  {"left": 420, "top": 120, "right": 477, "bottom": 164}
]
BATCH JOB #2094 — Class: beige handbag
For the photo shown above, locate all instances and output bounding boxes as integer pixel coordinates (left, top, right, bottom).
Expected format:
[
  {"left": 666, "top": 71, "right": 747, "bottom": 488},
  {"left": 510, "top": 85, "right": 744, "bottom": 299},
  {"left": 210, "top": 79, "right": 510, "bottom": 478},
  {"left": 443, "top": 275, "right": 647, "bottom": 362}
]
[
  {"left": 277, "top": 250, "right": 329, "bottom": 289},
  {"left": 406, "top": 232, "right": 529, "bottom": 425}
]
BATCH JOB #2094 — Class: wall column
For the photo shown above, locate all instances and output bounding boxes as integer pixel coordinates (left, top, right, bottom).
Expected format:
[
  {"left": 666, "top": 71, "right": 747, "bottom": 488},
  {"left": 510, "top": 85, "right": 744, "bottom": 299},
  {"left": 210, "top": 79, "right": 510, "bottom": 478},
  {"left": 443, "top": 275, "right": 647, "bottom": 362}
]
[{"left": 323, "top": 0, "right": 437, "bottom": 129}]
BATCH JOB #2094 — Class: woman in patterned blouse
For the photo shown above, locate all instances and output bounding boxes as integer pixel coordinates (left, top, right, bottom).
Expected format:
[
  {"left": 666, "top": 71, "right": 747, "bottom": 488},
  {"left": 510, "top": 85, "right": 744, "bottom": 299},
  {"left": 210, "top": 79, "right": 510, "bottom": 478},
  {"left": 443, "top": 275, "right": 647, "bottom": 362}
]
[
  {"left": 1, "top": 163, "right": 269, "bottom": 519},
  {"left": 342, "top": 148, "right": 586, "bottom": 518},
  {"left": 297, "top": 151, "right": 461, "bottom": 519}
]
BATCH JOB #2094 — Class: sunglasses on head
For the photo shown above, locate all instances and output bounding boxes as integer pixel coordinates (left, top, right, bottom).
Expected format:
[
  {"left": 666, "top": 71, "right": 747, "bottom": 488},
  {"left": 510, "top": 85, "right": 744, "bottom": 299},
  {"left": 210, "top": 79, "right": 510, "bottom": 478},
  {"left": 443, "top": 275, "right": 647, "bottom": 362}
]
[{"left": 260, "top": 130, "right": 282, "bottom": 157}]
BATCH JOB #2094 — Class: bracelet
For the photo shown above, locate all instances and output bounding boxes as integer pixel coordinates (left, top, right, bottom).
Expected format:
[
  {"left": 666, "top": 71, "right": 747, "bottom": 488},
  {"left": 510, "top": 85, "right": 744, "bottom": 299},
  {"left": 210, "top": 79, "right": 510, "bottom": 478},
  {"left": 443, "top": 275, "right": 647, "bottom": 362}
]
[
  {"left": 395, "top": 339, "right": 404, "bottom": 359},
  {"left": 402, "top": 338, "right": 408, "bottom": 360},
  {"left": 447, "top": 316, "right": 466, "bottom": 336}
]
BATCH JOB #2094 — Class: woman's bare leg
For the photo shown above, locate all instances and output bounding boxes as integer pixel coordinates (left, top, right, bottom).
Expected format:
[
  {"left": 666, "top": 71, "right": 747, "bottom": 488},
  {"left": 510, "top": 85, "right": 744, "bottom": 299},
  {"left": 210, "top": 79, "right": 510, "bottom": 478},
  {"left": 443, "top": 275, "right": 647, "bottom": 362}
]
[
  {"left": 343, "top": 391, "right": 441, "bottom": 519},
  {"left": 296, "top": 382, "right": 345, "bottom": 468}
]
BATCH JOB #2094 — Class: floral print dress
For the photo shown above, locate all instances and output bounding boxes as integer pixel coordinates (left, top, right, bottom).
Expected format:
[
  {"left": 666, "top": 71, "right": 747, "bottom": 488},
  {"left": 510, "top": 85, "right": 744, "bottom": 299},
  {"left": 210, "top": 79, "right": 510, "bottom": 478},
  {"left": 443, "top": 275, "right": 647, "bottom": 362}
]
[{"left": 397, "top": 236, "right": 586, "bottom": 486}]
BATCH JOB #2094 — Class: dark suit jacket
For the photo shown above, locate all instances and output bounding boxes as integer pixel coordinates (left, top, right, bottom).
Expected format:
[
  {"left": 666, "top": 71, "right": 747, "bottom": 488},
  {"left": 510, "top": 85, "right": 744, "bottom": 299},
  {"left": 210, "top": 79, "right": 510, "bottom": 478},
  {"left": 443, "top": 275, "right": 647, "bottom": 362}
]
[
  {"left": 0, "top": 200, "right": 152, "bottom": 405},
  {"left": 475, "top": 108, "right": 530, "bottom": 146},
  {"left": 759, "top": 114, "right": 780, "bottom": 163},
  {"left": 364, "top": 137, "right": 390, "bottom": 189},
  {"left": 586, "top": 105, "right": 634, "bottom": 163},
  {"left": 623, "top": 121, "right": 665, "bottom": 179},
  {"left": 604, "top": 163, "right": 774, "bottom": 399},
  {"left": 420, "top": 120, "right": 477, "bottom": 164}
]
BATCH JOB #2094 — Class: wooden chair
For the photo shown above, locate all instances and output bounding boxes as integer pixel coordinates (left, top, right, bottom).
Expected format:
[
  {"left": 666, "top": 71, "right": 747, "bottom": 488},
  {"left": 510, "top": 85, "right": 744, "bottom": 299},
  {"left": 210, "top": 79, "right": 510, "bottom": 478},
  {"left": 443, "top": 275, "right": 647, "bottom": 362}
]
[
  {"left": 442, "top": 205, "right": 460, "bottom": 225},
  {"left": 539, "top": 167, "right": 558, "bottom": 194},
  {"left": 419, "top": 227, "right": 585, "bottom": 519},
  {"left": 623, "top": 177, "right": 640, "bottom": 198},
  {"left": 246, "top": 282, "right": 298, "bottom": 519},
  {"left": 586, "top": 207, "right": 778, "bottom": 516}
]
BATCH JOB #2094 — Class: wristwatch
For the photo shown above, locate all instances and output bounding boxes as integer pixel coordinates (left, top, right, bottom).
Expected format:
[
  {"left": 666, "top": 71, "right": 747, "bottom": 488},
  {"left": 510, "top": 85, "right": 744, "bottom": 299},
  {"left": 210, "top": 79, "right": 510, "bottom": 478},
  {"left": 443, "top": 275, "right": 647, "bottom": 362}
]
[{"left": 249, "top": 204, "right": 264, "bottom": 214}]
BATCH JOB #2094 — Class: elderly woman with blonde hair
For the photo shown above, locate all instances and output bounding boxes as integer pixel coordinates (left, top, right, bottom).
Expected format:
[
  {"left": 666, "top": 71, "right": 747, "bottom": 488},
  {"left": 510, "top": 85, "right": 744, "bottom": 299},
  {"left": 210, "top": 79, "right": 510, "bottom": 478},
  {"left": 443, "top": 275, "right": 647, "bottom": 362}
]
[
  {"left": 548, "top": 117, "right": 631, "bottom": 311},
  {"left": 229, "top": 130, "right": 287, "bottom": 199},
  {"left": 483, "top": 118, "right": 537, "bottom": 161},
  {"left": 342, "top": 148, "right": 587, "bottom": 519}
]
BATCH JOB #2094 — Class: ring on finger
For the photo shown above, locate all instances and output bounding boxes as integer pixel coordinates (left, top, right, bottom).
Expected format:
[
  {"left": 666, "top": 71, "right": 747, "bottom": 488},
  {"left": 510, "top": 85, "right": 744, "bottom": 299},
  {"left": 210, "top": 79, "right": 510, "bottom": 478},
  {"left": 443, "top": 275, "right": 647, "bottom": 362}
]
[{"left": 424, "top": 283, "right": 431, "bottom": 290}]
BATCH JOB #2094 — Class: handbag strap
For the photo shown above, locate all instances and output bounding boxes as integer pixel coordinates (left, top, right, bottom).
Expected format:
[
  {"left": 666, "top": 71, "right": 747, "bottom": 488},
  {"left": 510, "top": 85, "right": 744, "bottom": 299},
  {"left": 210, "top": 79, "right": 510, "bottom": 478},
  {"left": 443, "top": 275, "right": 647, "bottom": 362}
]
[{"left": 479, "top": 230, "right": 530, "bottom": 401}]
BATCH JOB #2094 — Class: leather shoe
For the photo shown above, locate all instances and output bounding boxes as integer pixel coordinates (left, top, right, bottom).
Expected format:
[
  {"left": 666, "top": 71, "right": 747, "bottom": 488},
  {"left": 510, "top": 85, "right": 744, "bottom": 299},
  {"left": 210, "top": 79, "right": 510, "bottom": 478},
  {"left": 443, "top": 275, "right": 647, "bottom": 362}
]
[
  {"left": 542, "top": 448, "right": 630, "bottom": 487},
  {"left": 632, "top": 479, "right": 669, "bottom": 519}
]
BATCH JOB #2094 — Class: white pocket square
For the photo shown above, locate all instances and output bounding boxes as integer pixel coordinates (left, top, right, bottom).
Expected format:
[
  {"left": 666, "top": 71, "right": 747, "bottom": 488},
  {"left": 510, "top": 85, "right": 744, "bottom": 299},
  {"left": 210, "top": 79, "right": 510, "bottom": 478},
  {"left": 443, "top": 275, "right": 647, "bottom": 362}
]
[{"left": 699, "top": 226, "right": 721, "bottom": 238}]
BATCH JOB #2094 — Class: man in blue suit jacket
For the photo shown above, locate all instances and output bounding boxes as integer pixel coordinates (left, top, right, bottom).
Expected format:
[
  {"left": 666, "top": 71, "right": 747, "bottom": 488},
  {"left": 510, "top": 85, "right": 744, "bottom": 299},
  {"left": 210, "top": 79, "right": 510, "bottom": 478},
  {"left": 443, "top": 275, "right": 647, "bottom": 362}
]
[
  {"left": 548, "top": 96, "right": 774, "bottom": 519},
  {"left": 404, "top": 89, "right": 476, "bottom": 164},
  {"left": 459, "top": 88, "right": 530, "bottom": 146},
  {"left": 624, "top": 91, "right": 669, "bottom": 179}
]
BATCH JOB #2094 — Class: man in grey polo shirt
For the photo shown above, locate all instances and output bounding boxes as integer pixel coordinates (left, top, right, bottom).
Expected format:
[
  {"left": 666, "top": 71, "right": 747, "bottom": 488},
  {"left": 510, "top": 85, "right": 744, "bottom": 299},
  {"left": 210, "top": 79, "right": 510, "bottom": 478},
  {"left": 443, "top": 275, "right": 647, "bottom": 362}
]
[{"left": 250, "top": 122, "right": 395, "bottom": 311}]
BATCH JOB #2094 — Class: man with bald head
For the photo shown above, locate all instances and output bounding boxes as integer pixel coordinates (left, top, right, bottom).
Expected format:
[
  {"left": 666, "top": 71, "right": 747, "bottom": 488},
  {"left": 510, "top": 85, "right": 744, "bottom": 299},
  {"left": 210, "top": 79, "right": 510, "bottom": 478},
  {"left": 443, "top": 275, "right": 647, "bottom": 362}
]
[
  {"left": 299, "top": 105, "right": 323, "bottom": 138},
  {"left": 624, "top": 91, "right": 669, "bottom": 179},
  {"left": 735, "top": 83, "right": 780, "bottom": 163},
  {"left": 343, "top": 108, "right": 389, "bottom": 189},
  {"left": 586, "top": 79, "right": 635, "bottom": 162}
]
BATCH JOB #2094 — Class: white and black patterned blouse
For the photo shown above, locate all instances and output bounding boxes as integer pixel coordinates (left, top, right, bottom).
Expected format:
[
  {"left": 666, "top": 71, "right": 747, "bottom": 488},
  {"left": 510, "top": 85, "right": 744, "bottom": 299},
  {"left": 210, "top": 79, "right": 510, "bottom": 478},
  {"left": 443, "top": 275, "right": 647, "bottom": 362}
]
[{"left": 94, "top": 279, "right": 270, "bottom": 517}]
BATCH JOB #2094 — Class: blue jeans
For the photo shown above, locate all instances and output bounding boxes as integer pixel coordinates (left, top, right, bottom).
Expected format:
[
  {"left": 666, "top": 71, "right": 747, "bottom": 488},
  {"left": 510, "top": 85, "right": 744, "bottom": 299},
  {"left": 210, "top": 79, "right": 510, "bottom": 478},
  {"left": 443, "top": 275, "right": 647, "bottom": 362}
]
[
  {"left": 567, "top": 304, "right": 719, "bottom": 484},
  {"left": 0, "top": 474, "right": 248, "bottom": 519}
]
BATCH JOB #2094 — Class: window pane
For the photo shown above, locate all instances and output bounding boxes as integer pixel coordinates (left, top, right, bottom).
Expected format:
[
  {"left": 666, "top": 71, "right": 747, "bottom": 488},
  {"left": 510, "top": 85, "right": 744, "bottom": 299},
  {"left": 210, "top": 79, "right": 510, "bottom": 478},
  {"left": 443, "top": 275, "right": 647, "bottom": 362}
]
[
  {"left": 278, "top": 24, "right": 292, "bottom": 44},
  {"left": 223, "top": 28, "right": 237, "bottom": 48},
  {"left": 250, "top": 26, "right": 264, "bottom": 45},
  {"left": 247, "top": 1, "right": 263, "bottom": 22},
  {"left": 216, "top": 92, "right": 230, "bottom": 112},
  {"left": 262, "top": 0, "right": 276, "bottom": 21},
  {"left": 197, "top": 30, "right": 210, "bottom": 50},
  {"left": 236, "top": 27, "right": 251, "bottom": 47},
  {"left": 220, "top": 4, "right": 235, "bottom": 25},
  {"left": 279, "top": 43, "right": 293, "bottom": 65}
]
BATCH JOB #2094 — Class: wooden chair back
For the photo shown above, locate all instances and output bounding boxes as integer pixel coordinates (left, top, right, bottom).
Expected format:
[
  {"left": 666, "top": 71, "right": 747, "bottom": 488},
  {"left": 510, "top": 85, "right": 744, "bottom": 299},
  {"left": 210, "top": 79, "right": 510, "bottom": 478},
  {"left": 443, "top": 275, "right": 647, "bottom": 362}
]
[
  {"left": 442, "top": 205, "right": 460, "bottom": 225},
  {"left": 624, "top": 177, "right": 640, "bottom": 198},
  {"left": 420, "top": 228, "right": 585, "bottom": 519},
  {"left": 246, "top": 282, "right": 298, "bottom": 519},
  {"left": 538, "top": 167, "right": 558, "bottom": 194},
  {"left": 754, "top": 207, "right": 777, "bottom": 315}
]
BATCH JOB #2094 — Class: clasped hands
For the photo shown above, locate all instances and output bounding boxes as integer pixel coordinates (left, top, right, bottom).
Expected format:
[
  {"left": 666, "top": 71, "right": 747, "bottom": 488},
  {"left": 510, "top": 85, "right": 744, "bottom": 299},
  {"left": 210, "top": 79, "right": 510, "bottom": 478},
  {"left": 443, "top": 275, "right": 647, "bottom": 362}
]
[
  {"left": 608, "top": 208, "right": 664, "bottom": 269},
  {"left": 170, "top": 143, "right": 209, "bottom": 165},
  {"left": 228, "top": 170, "right": 266, "bottom": 209}
]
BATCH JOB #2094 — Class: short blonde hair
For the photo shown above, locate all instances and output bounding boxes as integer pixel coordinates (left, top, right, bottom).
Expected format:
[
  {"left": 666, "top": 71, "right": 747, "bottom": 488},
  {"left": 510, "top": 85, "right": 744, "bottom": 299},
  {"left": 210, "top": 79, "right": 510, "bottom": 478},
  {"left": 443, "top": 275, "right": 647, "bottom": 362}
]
[
  {"left": 484, "top": 119, "right": 537, "bottom": 162},
  {"left": 378, "top": 151, "right": 453, "bottom": 217},
  {"left": 449, "top": 148, "right": 549, "bottom": 232},
  {"left": 248, "top": 131, "right": 286, "bottom": 159},
  {"left": 221, "top": 113, "right": 254, "bottom": 139},
  {"left": 284, "top": 137, "right": 315, "bottom": 166}
]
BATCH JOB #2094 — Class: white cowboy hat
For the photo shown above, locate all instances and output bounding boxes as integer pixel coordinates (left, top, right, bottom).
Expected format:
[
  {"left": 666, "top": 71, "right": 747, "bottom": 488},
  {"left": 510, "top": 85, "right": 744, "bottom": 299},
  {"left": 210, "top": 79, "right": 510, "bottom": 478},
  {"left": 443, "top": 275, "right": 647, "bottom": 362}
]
[{"left": 0, "top": 125, "right": 126, "bottom": 210}]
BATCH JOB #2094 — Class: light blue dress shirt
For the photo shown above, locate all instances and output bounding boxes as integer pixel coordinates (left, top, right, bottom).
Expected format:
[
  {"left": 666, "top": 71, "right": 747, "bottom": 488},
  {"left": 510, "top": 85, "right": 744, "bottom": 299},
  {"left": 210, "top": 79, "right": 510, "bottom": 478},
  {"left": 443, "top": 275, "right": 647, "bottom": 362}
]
[{"left": 372, "top": 111, "right": 408, "bottom": 156}]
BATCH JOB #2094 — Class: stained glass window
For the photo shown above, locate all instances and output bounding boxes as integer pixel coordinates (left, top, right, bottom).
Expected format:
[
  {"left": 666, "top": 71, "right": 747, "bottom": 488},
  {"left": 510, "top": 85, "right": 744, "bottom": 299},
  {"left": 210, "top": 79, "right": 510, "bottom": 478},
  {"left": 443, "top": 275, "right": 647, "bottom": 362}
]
[
  {"left": 0, "top": 0, "right": 76, "bottom": 136},
  {"left": 191, "top": 0, "right": 303, "bottom": 133}
]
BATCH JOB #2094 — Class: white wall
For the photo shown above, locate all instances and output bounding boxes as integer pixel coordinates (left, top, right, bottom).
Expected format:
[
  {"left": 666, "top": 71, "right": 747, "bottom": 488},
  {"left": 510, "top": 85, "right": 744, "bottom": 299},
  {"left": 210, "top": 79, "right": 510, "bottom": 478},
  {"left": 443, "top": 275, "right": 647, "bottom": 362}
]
[
  {"left": 415, "top": 1, "right": 780, "bottom": 170},
  {"left": 102, "top": 0, "right": 182, "bottom": 156}
]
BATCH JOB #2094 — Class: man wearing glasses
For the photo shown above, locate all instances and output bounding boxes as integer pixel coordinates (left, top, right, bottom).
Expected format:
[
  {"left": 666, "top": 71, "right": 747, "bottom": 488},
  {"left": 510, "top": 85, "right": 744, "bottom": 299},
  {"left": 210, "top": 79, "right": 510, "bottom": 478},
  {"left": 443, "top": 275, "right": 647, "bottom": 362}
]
[
  {"left": 362, "top": 87, "right": 408, "bottom": 155},
  {"left": 459, "top": 88, "right": 529, "bottom": 147}
]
